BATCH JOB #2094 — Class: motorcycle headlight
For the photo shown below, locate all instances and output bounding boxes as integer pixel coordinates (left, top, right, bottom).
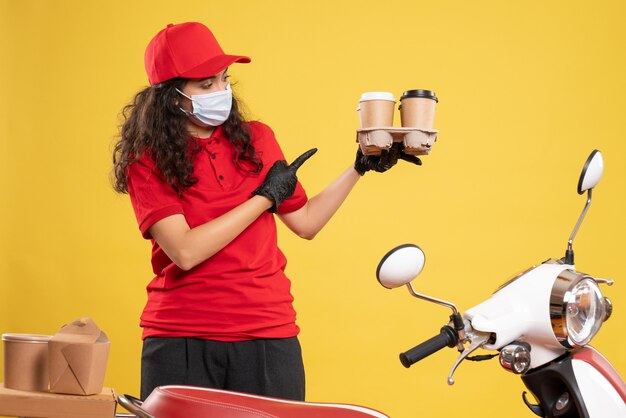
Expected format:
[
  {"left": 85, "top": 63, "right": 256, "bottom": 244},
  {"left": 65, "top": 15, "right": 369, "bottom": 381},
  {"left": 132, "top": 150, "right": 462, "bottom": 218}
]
[{"left": 550, "top": 271, "right": 606, "bottom": 348}]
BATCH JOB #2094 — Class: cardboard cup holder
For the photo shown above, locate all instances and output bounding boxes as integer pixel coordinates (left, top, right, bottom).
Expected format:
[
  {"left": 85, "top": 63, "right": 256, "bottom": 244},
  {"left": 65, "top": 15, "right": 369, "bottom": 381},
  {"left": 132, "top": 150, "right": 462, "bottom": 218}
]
[
  {"left": 356, "top": 89, "right": 439, "bottom": 156},
  {"left": 356, "top": 127, "right": 438, "bottom": 156}
]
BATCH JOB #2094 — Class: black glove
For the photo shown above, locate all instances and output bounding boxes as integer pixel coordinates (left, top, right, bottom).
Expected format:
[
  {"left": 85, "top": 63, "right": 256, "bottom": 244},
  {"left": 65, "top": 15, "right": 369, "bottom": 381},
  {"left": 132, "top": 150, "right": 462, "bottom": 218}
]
[
  {"left": 354, "top": 142, "right": 422, "bottom": 176},
  {"left": 253, "top": 148, "right": 318, "bottom": 212}
]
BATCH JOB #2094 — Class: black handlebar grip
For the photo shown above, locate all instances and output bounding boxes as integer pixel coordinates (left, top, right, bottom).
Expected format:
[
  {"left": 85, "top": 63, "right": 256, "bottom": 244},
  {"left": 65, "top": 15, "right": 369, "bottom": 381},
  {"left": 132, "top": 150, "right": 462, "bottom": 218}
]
[{"left": 399, "top": 326, "right": 459, "bottom": 368}]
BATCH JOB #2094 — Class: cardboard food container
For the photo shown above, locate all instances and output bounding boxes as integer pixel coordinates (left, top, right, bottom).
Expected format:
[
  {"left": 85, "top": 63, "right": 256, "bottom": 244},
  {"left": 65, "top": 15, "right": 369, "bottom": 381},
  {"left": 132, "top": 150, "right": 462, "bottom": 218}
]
[
  {"left": 48, "top": 318, "right": 110, "bottom": 395},
  {"left": 2, "top": 333, "right": 52, "bottom": 392},
  {"left": 0, "top": 383, "right": 117, "bottom": 418}
]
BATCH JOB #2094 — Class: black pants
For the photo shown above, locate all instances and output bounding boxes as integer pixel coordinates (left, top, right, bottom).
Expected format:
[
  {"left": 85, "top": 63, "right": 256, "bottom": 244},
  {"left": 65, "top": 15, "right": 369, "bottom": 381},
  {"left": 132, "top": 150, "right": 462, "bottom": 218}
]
[{"left": 140, "top": 336, "right": 305, "bottom": 401}]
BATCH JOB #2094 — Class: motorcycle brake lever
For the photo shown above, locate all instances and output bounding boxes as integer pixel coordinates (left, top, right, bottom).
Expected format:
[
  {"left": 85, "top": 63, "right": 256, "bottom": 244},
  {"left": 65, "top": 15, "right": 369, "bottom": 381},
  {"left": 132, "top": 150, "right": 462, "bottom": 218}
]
[
  {"left": 595, "top": 278, "right": 614, "bottom": 286},
  {"left": 447, "top": 332, "right": 491, "bottom": 385}
]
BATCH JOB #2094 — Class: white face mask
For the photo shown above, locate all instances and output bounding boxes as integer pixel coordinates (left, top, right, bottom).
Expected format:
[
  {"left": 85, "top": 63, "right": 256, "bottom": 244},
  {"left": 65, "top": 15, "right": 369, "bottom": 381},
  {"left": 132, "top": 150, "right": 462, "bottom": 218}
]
[{"left": 176, "top": 84, "right": 232, "bottom": 127}]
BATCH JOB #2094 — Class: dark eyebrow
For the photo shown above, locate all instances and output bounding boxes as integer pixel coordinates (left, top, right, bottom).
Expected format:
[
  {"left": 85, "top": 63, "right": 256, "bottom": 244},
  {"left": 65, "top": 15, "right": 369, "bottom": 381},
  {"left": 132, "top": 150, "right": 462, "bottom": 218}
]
[{"left": 198, "top": 69, "right": 228, "bottom": 83}]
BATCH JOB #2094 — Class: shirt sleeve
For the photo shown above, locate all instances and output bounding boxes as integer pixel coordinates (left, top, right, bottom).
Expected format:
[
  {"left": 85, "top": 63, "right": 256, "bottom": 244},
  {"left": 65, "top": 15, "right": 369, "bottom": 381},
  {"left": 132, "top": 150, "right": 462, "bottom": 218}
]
[
  {"left": 250, "top": 122, "right": 309, "bottom": 214},
  {"left": 277, "top": 178, "right": 308, "bottom": 214},
  {"left": 126, "top": 157, "right": 184, "bottom": 239}
]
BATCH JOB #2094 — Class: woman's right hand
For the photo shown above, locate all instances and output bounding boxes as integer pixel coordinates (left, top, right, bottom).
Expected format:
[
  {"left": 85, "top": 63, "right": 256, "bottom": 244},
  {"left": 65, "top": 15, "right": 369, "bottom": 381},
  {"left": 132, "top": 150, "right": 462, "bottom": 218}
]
[{"left": 253, "top": 148, "right": 318, "bottom": 212}]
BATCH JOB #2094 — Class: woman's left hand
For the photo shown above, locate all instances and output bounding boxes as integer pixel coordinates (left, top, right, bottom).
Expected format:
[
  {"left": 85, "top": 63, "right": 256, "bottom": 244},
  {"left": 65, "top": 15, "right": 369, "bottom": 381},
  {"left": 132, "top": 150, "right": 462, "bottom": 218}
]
[{"left": 354, "top": 142, "right": 422, "bottom": 176}]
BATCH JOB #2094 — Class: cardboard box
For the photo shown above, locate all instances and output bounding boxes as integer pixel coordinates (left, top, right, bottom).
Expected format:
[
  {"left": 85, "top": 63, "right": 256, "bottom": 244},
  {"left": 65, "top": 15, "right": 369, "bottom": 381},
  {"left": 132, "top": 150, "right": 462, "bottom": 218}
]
[
  {"left": 48, "top": 318, "right": 110, "bottom": 395},
  {"left": 0, "top": 384, "right": 116, "bottom": 418}
]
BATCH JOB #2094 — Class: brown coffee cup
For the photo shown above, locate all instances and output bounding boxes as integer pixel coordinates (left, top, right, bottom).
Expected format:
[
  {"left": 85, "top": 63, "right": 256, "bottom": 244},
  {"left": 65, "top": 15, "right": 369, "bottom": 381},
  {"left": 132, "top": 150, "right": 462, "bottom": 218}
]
[
  {"left": 399, "top": 89, "right": 438, "bottom": 129},
  {"left": 358, "top": 92, "right": 396, "bottom": 128}
]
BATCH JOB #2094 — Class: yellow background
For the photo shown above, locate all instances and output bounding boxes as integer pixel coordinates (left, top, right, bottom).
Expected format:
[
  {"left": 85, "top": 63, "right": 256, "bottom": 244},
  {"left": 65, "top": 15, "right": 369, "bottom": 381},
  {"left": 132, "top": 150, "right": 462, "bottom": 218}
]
[{"left": 1, "top": 1, "right": 625, "bottom": 417}]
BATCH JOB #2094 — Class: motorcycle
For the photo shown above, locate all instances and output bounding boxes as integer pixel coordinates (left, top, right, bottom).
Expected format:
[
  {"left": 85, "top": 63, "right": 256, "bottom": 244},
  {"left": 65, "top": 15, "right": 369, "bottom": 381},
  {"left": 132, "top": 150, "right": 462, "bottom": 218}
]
[
  {"left": 375, "top": 149, "right": 626, "bottom": 417},
  {"left": 116, "top": 150, "right": 623, "bottom": 417}
]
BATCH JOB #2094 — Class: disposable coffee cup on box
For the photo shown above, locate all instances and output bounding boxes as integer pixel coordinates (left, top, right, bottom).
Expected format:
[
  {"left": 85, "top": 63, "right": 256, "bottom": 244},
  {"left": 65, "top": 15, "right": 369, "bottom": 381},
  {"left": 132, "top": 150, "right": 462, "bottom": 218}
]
[
  {"left": 358, "top": 92, "right": 396, "bottom": 128},
  {"left": 2, "top": 333, "right": 52, "bottom": 392},
  {"left": 399, "top": 89, "right": 438, "bottom": 130}
]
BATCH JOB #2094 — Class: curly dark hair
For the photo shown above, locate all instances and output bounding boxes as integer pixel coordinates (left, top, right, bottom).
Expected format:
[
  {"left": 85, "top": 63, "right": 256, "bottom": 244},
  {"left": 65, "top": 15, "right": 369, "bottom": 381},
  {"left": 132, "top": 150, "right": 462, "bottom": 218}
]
[{"left": 112, "top": 78, "right": 262, "bottom": 195}]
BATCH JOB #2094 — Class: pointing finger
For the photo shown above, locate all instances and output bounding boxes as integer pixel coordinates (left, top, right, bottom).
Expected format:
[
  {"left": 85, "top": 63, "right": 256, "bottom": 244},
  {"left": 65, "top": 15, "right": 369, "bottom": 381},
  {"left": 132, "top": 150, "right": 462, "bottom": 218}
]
[{"left": 289, "top": 148, "right": 318, "bottom": 171}]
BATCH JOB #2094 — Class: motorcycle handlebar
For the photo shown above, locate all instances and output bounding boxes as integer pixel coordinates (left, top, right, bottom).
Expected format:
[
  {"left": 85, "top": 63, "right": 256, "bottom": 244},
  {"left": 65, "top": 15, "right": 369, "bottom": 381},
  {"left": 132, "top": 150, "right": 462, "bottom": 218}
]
[{"left": 399, "top": 325, "right": 459, "bottom": 368}]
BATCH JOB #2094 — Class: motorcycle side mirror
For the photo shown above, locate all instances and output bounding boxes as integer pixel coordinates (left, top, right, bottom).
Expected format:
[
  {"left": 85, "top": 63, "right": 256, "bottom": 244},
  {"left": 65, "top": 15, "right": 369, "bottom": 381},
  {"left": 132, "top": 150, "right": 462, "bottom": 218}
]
[
  {"left": 577, "top": 149, "right": 604, "bottom": 194},
  {"left": 376, "top": 244, "right": 425, "bottom": 289},
  {"left": 565, "top": 149, "right": 604, "bottom": 264},
  {"left": 377, "top": 244, "right": 461, "bottom": 322}
]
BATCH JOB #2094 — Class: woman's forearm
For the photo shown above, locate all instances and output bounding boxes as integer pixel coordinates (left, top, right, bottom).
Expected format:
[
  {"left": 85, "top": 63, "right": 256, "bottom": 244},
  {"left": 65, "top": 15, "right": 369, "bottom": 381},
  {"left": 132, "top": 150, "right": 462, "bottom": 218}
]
[
  {"left": 150, "top": 195, "right": 273, "bottom": 270},
  {"left": 280, "top": 166, "right": 360, "bottom": 239}
]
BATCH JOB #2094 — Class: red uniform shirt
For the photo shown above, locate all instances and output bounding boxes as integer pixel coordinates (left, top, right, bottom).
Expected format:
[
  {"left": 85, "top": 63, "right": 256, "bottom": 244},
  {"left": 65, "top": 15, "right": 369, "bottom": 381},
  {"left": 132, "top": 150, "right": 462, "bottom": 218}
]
[{"left": 126, "top": 121, "right": 308, "bottom": 341}]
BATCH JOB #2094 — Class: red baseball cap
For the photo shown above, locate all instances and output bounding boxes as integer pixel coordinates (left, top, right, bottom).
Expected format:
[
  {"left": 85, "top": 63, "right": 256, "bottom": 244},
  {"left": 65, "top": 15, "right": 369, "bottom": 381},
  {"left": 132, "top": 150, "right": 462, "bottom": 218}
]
[{"left": 144, "top": 22, "right": 251, "bottom": 85}]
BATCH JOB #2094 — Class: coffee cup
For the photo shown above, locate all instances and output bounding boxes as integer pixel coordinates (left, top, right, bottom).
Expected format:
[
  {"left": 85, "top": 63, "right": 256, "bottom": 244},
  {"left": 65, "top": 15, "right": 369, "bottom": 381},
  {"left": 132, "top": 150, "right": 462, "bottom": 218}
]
[
  {"left": 358, "top": 92, "right": 396, "bottom": 128},
  {"left": 399, "top": 89, "right": 438, "bottom": 129}
]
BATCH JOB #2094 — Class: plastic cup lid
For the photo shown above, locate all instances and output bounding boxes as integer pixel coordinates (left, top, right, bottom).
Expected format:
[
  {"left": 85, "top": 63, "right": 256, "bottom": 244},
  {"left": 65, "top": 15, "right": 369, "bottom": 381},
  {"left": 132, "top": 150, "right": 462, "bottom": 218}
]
[
  {"left": 400, "top": 89, "right": 438, "bottom": 102},
  {"left": 359, "top": 92, "right": 396, "bottom": 102},
  {"left": 1, "top": 333, "right": 52, "bottom": 343}
]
